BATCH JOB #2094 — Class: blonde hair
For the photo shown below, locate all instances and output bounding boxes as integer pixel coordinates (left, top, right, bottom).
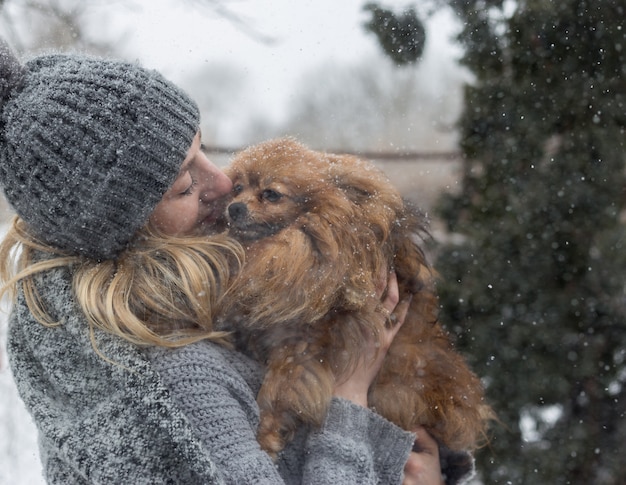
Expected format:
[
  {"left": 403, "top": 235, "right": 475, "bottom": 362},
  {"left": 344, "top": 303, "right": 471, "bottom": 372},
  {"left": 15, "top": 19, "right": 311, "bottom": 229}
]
[{"left": 0, "top": 216, "right": 244, "bottom": 349}]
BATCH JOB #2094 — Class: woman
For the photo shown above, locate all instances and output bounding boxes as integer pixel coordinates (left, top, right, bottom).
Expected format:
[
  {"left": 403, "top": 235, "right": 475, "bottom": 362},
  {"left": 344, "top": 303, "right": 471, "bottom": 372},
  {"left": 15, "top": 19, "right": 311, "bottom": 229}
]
[{"left": 0, "top": 41, "right": 471, "bottom": 484}]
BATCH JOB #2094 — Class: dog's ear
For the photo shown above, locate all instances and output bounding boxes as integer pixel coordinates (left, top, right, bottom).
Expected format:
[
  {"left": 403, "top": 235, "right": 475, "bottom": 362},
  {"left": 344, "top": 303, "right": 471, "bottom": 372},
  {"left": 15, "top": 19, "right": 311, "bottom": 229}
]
[
  {"left": 325, "top": 153, "right": 407, "bottom": 249},
  {"left": 327, "top": 152, "right": 433, "bottom": 299},
  {"left": 326, "top": 154, "right": 382, "bottom": 206}
]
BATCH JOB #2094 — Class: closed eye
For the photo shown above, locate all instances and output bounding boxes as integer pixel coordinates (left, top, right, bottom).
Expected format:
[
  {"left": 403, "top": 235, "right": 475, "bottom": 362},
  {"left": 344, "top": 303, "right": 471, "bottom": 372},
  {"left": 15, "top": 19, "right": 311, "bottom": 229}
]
[
  {"left": 261, "top": 189, "right": 283, "bottom": 202},
  {"left": 181, "top": 176, "right": 198, "bottom": 196}
]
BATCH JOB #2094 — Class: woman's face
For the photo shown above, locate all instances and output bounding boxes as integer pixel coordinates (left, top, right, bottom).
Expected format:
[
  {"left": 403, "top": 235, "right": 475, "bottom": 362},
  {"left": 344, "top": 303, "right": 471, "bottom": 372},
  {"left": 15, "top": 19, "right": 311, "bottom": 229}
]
[{"left": 149, "top": 132, "right": 232, "bottom": 236}]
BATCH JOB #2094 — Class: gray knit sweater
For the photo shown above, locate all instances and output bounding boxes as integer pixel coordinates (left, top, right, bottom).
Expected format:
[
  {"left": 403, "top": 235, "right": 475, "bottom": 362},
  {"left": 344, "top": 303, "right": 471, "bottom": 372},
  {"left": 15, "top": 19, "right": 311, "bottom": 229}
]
[
  {"left": 8, "top": 265, "right": 223, "bottom": 484},
  {"left": 146, "top": 342, "right": 416, "bottom": 484},
  {"left": 7, "top": 263, "right": 416, "bottom": 484}
]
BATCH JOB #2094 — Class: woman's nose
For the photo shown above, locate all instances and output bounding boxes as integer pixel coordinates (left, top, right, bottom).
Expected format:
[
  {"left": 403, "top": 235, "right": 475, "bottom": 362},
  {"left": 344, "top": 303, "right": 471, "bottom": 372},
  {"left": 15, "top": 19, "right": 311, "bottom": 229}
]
[
  {"left": 199, "top": 161, "right": 232, "bottom": 202},
  {"left": 211, "top": 169, "right": 233, "bottom": 198}
]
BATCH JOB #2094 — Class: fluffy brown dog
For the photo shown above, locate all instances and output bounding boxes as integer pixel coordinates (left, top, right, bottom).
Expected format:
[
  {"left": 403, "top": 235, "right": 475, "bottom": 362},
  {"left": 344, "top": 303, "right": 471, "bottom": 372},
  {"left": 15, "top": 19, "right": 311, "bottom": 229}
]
[{"left": 218, "top": 138, "right": 491, "bottom": 458}]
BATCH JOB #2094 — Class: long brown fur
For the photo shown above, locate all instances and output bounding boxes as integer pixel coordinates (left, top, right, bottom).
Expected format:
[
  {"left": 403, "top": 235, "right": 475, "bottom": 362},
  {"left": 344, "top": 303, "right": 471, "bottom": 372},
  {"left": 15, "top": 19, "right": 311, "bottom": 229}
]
[{"left": 218, "top": 138, "right": 492, "bottom": 458}]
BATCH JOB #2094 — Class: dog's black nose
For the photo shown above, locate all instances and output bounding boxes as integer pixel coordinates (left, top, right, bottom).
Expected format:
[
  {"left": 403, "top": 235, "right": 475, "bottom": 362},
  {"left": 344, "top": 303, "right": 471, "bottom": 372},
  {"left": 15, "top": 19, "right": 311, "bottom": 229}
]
[{"left": 228, "top": 202, "right": 248, "bottom": 221}]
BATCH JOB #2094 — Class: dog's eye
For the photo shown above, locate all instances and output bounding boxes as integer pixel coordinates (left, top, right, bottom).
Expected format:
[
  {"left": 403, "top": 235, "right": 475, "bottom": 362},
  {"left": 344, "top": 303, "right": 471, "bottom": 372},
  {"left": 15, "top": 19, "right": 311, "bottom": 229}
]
[
  {"left": 233, "top": 184, "right": 244, "bottom": 195},
  {"left": 261, "top": 189, "right": 282, "bottom": 202}
]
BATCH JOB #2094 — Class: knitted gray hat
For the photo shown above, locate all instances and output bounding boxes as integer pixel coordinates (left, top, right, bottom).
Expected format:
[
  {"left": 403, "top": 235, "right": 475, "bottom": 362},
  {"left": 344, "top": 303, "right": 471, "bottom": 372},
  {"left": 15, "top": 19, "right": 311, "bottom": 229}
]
[{"left": 0, "top": 42, "right": 200, "bottom": 260}]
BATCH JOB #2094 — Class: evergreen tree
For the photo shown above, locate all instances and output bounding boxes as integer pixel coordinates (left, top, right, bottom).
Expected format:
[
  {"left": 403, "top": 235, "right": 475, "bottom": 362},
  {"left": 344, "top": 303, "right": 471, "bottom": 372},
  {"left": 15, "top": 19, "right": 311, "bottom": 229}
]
[
  {"left": 367, "top": 1, "right": 625, "bottom": 483},
  {"left": 363, "top": 3, "right": 426, "bottom": 65},
  {"left": 434, "top": 1, "right": 626, "bottom": 483}
]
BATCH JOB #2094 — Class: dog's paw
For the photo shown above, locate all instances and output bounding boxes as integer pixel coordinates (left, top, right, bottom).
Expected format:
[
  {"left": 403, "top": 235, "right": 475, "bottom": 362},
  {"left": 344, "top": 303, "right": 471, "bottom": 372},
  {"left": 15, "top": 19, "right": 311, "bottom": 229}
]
[{"left": 257, "top": 415, "right": 285, "bottom": 460}]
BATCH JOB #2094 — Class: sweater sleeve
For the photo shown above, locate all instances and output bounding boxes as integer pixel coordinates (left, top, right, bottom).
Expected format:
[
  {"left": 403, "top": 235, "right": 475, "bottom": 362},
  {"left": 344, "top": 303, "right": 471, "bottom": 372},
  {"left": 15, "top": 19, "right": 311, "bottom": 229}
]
[
  {"left": 302, "top": 397, "right": 415, "bottom": 484},
  {"left": 147, "top": 341, "right": 415, "bottom": 485},
  {"left": 147, "top": 342, "right": 283, "bottom": 485}
]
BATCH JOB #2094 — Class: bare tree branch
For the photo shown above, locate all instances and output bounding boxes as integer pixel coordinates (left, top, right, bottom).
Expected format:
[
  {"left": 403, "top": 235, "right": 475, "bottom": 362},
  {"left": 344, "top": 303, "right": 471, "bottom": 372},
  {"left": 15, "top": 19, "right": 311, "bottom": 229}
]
[{"left": 187, "top": 0, "right": 277, "bottom": 45}]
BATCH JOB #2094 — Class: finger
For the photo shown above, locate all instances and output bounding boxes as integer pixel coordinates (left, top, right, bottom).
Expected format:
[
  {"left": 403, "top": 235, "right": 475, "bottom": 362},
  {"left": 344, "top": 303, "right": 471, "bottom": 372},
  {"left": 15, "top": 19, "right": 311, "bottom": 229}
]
[
  {"left": 404, "top": 428, "right": 445, "bottom": 485},
  {"left": 374, "top": 267, "right": 389, "bottom": 299},
  {"left": 403, "top": 450, "right": 444, "bottom": 485},
  {"left": 411, "top": 427, "right": 440, "bottom": 456},
  {"left": 381, "top": 271, "right": 400, "bottom": 312},
  {"left": 402, "top": 454, "right": 423, "bottom": 485},
  {"left": 388, "top": 295, "right": 412, "bottom": 331}
]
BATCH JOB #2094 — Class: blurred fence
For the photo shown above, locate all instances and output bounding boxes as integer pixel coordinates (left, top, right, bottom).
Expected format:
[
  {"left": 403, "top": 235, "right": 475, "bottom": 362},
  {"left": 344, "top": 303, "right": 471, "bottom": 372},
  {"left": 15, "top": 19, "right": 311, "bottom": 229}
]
[{"left": 0, "top": 149, "right": 464, "bottom": 224}]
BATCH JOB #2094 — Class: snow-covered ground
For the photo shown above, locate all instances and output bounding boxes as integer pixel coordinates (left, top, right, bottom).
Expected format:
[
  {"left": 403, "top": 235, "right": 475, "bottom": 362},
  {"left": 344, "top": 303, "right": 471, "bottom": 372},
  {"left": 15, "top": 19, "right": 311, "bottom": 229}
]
[
  {"left": 0, "top": 306, "right": 45, "bottom": 485},
  {"left": 0, "top": 219, "right": 44, "bottom": 484}
]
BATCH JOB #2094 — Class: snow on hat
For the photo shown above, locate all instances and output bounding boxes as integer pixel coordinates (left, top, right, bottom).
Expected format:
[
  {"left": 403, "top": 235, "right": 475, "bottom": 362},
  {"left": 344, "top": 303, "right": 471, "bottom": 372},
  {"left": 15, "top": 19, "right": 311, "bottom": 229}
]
[{"left": 0, "top": 41, "right": 200, "bottom": 260}]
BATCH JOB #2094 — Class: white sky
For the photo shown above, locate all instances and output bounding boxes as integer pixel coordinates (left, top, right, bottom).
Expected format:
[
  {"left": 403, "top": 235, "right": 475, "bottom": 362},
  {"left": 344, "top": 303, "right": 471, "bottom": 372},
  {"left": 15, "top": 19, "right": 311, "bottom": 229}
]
[{"left": 106, "top": 0, "right": 464, "bottom": 125}]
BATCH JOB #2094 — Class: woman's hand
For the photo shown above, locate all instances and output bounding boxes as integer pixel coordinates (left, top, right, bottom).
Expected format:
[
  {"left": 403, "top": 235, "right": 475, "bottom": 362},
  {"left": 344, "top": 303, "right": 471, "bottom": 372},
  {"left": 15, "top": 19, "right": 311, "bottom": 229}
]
[
  {"left": 403, "top": 428, "right": 445, "bottom": 485},
  {"left": 333, "top": 272, "right": 411, "bottom": 407}
]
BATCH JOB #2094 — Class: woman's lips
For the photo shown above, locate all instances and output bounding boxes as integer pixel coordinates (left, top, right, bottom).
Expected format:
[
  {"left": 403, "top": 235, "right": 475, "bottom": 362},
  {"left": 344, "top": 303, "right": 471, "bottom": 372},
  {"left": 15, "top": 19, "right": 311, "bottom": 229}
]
[{"left": 200, "top": 201, "right": 229, "bottom": 233}]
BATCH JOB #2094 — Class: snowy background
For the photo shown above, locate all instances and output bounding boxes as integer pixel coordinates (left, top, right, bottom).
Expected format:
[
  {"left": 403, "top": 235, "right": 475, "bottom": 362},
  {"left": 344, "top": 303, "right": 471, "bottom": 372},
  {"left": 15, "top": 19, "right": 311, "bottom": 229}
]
[
  {"left": 0, "top": 334, "right": 45, "bottom": 485},
  {"left": 0, "top": 232, "right": 45, "bottom": 485},
  {"left": 2, "top": 1, "right": 618, "bottom": 482}
]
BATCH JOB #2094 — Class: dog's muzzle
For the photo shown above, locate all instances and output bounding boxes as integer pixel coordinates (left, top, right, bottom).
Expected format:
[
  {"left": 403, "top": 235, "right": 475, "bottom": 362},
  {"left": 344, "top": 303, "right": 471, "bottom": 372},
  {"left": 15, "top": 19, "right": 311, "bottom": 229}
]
[
  {"left": 228, "top": 202, "right": 248, "bottom": 221},
  {"left": 226, "top": 202, "right": 284, "bottom": 241}
]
